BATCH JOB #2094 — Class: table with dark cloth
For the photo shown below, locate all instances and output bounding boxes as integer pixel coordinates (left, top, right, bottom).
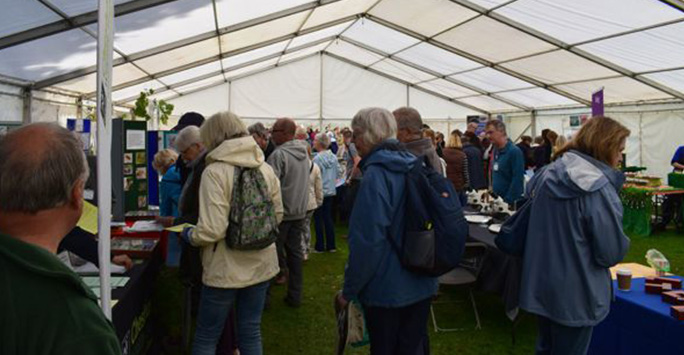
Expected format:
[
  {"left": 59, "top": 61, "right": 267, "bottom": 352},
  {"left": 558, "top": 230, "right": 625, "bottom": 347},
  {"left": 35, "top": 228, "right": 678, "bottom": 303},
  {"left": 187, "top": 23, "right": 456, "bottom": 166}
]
[
  {"left": 112, "top": 241, "right": 163, "bottom": 355},
  {"left": 588, "top": 276, "right": 684, "bottom": 355},
  {"left": 468, "top": 223, "right": 522, "bottom": 320}
]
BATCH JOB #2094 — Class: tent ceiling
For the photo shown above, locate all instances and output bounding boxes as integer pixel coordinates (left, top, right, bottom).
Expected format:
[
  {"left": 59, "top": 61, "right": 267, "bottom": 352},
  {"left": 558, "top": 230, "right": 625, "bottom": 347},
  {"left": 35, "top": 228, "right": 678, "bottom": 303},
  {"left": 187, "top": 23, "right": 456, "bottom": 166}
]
[{"left": 0, "top": 0, "right": 682, "bottom": 114}]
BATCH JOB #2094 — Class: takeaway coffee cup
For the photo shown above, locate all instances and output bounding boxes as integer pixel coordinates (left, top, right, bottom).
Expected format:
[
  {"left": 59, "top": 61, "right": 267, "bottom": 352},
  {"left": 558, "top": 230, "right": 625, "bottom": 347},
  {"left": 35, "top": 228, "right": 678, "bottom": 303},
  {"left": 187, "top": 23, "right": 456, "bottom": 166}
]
[{"left": 617, "top": 269, "right": 632, "bottom": 291}]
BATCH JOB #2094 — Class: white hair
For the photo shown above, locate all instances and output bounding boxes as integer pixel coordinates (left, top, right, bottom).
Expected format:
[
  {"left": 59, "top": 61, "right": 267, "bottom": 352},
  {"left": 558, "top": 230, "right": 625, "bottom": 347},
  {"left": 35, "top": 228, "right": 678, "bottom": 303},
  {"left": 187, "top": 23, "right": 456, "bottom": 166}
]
[
  {"left": 315, "top": 132, "right": 330, "bottom": 148},
  {"left": 351, "top": 107, "right": 397, "bottom": 147},
  {"left": 175, "top": 126, "right": 201, "bottom": 152}
]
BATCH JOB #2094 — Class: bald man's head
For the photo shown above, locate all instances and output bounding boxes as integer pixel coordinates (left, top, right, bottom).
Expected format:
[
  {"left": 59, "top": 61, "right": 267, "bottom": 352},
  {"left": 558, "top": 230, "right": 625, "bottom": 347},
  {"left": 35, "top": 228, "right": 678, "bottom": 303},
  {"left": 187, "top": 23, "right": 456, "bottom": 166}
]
[
  {"left": 0, "top": 123, "right": 87, "bottom": 214},
  {"left": 271, "top": 118, "right": 296, "bottom": 146}
]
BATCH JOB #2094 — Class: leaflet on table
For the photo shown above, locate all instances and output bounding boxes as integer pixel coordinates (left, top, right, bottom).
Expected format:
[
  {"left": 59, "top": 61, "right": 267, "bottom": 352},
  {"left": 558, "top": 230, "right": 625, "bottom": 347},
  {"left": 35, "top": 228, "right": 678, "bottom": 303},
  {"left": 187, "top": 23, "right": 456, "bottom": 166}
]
[
  {"left": 82, "top": 276, "right": 130, "bottom": 288},
  {"left": 165, "top": 223, "right": 195, "bottom": 232},
  {"left": 124, "top": 220, "right": 164, "bottom": 232}
]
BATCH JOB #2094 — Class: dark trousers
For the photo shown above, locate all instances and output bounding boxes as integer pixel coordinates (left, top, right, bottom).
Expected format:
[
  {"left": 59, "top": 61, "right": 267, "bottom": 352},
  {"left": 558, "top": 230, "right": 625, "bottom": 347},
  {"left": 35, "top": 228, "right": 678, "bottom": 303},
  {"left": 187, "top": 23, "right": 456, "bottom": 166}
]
[
  {"left": 314, "top": 196, "right": 336, "bottom": 251},
  {"left": 660, "top": 195, "right": 683, "bottom": 227},
  {"left": 535, "top": 316, "right": 593, "bottom": 355},
  {"left": 276, "top": 219, "right": 307, "bottom": 304},
  {"left": 363, "top": 297, "right": 432, "bottom": 355}
]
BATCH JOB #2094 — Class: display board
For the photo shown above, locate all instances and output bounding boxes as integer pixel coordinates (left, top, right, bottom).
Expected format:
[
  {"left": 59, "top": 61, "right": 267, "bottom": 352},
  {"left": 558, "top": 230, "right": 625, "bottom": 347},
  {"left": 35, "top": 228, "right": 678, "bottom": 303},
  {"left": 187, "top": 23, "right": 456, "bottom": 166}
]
[{"left": 122, "top": 121, "right": 148, "bottom": 212}]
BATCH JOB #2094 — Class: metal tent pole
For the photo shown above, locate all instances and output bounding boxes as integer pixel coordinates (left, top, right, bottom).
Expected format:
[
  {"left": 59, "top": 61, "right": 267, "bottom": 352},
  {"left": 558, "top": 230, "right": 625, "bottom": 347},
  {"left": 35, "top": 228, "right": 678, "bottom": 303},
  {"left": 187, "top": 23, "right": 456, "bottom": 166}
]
[{"left": 96, "top": 0, "right": 115, "bottom": 319}]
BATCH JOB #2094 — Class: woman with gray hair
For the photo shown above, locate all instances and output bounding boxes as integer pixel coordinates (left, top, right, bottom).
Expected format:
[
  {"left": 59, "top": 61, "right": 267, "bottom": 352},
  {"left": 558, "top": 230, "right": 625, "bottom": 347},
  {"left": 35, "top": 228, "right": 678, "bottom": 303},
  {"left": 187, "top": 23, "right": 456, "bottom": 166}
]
[
  {"left": 181, "top": 111, "right": 283, "bottom": 355},
  {"left": 337, "top": 108, "right": 437, "bottom": 354},
  {"left": 312, "top": 132, "right": 339, "bottom": 253}
]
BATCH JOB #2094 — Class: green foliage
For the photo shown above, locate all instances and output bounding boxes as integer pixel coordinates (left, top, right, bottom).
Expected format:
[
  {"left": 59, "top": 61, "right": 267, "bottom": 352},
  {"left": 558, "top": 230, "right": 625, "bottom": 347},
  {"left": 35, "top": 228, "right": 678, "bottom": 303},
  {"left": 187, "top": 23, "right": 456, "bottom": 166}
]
[
  {"left": 157, "top": 99, "right": 175, "bottom": 125},
  {"left": 133, "top": 89, "right": 152, "bottom": 121}
]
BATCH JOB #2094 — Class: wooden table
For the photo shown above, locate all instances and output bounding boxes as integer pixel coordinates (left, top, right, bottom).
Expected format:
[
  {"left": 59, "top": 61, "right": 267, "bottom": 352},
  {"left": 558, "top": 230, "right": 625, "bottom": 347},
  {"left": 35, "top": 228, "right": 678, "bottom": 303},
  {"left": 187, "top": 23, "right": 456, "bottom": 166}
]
[{"left": 609, "top": 262, "right": 670, "bottom": 280}]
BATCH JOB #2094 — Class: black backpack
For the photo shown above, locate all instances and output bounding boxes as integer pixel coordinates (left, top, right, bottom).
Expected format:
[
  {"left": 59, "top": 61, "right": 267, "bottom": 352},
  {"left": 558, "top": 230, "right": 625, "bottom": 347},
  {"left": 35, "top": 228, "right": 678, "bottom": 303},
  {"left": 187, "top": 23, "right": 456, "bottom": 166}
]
[{"left": 387, "top": 155, "right": 469, "bottom": 277}]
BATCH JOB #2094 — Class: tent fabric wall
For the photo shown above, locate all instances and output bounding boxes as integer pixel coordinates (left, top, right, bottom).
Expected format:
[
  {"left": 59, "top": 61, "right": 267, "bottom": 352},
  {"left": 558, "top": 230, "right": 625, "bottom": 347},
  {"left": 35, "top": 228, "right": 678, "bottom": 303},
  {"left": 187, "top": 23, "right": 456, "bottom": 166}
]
[
  {"left": 408, "top": 88, "right": 478, "bottom": 119},
  {"left": 641, "top": 111, "right": 684, "bottom": 179},
  {"left": 168, "top": 83, "right": 230, "bottom": 119},
  {"left": 322, "top": 56, "right": 406, "bottom": 119},
  {"left": 231, "top": 56, "right": 320, "bottom": 119}
]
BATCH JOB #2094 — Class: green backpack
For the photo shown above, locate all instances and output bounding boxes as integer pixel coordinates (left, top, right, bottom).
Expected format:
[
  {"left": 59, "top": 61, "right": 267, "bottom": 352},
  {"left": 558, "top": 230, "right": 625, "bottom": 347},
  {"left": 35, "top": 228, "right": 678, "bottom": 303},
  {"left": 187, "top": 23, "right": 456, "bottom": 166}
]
[{"left": 225, "top": 166, "right": 279, "bottom": 250}]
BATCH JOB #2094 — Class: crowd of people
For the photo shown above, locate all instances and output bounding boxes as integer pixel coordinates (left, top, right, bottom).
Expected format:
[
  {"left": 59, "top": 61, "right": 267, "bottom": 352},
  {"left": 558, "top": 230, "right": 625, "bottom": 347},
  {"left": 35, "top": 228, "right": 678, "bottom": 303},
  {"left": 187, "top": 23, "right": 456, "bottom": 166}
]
[{"left": 0, "top": 105, "right": 633, "bottom": 355}]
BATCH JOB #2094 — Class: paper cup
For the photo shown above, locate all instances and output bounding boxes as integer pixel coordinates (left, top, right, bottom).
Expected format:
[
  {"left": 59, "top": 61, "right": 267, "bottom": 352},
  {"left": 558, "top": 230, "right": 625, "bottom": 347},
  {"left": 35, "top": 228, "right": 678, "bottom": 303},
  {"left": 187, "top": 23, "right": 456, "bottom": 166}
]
[{"left": 617, "top": 269, "right": 632, "bottom": 291}]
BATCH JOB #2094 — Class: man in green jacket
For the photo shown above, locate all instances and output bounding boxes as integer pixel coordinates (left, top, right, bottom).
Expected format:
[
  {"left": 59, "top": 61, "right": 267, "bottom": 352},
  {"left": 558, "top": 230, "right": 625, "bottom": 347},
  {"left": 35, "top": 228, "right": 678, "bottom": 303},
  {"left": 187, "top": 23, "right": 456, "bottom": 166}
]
[{"left": 0, "top": 123, "right": 121, "bottom": 354}]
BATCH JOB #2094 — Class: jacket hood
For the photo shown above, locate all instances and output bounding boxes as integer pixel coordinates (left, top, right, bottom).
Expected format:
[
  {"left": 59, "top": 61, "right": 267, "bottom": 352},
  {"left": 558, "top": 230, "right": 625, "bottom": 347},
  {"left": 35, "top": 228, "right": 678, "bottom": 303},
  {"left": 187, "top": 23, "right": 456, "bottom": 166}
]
[
  {"left": 360, "top": 139, "right": 416, "bottom": 174},
  {"left": 275, "top": 140, "right": 308, "bottom": 161},
  {"left": 206, "top": 136, "right": 264, "bottom": 168},
  {"left": 315, "top": 149, "right": 337, "bottom": 169},
  {"left": 530, "top": 150, "right": 625, "bottom": 200},
  {"left": 404, "top": 138, "right": 435, "bottom": 157}
]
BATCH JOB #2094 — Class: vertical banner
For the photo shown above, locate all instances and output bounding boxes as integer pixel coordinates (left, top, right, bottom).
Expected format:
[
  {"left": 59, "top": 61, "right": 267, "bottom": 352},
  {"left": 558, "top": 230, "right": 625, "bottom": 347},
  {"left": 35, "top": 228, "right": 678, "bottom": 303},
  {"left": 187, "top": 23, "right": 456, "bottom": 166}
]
[
  {"left": 592, "top": 88, "right": 604, "bottom": 117},
  {"left": 96, "top": 0, "right": 114, "bottom": 319}
]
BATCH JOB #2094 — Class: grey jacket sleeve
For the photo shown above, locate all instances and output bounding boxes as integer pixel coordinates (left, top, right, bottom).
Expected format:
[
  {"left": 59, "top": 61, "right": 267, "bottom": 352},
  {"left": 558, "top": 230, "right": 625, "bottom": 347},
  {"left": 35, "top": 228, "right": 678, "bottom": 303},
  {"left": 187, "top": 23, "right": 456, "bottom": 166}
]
[
  {"left": 583, "top": 188, "right": 630, "bottom": 268},
  {"left": 266, "top": 150, "right": 284, "bottom": 180}
]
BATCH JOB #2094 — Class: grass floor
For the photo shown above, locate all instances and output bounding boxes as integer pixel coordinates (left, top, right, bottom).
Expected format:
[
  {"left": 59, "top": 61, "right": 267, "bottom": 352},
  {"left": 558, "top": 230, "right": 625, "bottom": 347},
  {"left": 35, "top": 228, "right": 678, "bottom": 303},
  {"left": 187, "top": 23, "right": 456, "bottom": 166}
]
[{"left": 153, "top": 224, "right": 684, "bottom": 355}]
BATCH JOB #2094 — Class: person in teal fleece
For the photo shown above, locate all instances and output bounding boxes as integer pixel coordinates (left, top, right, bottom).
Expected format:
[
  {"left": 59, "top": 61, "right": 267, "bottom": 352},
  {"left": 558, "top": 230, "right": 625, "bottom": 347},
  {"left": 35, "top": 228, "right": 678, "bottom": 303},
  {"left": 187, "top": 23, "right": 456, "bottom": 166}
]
[
  {"left": 0, "top": 123, "right": 120, "bottom": 355},
  {"left": 338, "top": 108, "right": 437, "bottom": 355},
  {"left": 520, "top": 117, "right": 631, "bottom": 355},
  {"left": 485, "top": 120, "right": 525, "bottom": 205}
]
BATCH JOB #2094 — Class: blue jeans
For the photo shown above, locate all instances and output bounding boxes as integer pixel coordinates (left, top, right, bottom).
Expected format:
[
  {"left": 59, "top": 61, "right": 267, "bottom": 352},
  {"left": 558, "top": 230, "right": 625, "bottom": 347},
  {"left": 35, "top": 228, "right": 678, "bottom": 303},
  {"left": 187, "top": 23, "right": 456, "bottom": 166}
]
[
  {"left": 192, "top": 281, "right": 269, "bottom": 355},
  {"left": 314, "top": 196, "right": 336, "bottom": 251}
]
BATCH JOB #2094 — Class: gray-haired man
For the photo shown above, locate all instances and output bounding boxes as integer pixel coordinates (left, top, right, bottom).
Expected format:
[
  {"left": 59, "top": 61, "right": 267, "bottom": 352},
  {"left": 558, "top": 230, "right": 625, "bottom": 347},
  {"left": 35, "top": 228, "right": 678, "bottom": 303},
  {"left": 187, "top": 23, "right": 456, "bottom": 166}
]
[
  {"left": 0, "top": 123, "right": 120, "bottom": 353},
  {"left": 393, "top": 107, "right": 443, "bottom": 174}
]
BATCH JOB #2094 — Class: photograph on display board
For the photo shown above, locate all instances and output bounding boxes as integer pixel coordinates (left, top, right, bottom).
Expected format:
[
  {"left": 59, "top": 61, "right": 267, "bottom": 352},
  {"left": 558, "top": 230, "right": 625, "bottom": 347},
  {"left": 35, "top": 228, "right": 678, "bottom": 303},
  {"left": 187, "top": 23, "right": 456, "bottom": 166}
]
[
  {"left": 135, "top": 152, "right": 146, "bottom": 165},
  {"left": 124, "top": 177, "right": 133, "bottom": 192},
  {"left": 136, "top": 167, "right": 147, "bottom": 180},
  {"left": 123, "top": 165, "right": 133, "bottom": 175},
  {"left": 138, "top": 183, "right": 147, "bottom": 192},
  {"left": 123, "top": 153, "right": 133, "bottom": 164},
  {"left": 138, "top": 196, "right": 147, "bottom": 208}
]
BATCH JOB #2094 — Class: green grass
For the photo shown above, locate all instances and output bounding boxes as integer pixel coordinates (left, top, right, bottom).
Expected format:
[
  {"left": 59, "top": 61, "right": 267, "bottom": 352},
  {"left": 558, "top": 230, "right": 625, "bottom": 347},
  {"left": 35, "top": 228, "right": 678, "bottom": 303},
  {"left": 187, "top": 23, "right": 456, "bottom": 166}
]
[{"left": 152, "top": 225, "right": 684, "bottom": 354}]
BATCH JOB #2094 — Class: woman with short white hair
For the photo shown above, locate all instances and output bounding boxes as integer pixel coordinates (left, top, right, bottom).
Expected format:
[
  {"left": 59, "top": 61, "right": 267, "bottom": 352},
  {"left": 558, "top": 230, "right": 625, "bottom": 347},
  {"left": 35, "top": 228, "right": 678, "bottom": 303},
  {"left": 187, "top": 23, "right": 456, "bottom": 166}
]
[
  {"left": 338, "top": 107, "right": 437, "bottom": 354},
  {"left": 182, "top": 111, "right": 284, "bottom": 355}
]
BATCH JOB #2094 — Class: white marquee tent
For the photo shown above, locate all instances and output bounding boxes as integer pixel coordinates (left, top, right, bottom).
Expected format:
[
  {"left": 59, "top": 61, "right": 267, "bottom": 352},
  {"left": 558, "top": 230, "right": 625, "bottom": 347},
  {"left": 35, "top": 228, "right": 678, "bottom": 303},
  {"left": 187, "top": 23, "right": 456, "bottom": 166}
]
[{"left": 1, "top": 0, "right": 684, "bottom": 178}]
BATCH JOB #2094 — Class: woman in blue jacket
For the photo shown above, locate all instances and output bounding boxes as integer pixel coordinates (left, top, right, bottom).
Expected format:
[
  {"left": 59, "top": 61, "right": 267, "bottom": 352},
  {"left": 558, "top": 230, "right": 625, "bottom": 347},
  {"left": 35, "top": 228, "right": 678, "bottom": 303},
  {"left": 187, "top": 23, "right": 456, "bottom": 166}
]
[
  {"left": 521, "top": 117, "right": 630, "bottom": 355},
  {"left": 338, "top": 107, "right": 437, "bottom": 355},
  {"left": 313, "top": 132, "right": 339, "bottom": 252},
  {"left": 153, "top": 149, "right": 182, "bottom": 218}
]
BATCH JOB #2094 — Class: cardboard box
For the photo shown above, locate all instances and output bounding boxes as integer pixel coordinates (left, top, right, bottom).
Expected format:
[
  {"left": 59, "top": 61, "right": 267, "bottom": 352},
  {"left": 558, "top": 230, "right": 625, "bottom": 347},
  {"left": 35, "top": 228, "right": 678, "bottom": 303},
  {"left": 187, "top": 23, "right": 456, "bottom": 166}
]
[
  {"left": 671, "top": 306, "right": 684, "bottom": 321},
  {"left": 646, "top": 283, "right": 673, "bottom": 294}
]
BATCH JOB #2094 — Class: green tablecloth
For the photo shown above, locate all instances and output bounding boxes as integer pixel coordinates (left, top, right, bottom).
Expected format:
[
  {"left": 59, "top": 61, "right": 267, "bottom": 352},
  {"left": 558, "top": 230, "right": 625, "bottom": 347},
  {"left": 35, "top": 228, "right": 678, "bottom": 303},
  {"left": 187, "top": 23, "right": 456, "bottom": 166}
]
[
  {"left": 621, "top": 187, "right": 652, "bottom": 237},
  {"left": 669, "top": 173, "right": 684, "bottom": 189}
]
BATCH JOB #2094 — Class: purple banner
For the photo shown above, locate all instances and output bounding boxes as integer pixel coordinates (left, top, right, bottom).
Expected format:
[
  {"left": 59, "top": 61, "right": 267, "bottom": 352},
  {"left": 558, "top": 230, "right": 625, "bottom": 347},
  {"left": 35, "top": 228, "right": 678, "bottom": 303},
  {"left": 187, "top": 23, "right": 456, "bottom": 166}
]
[{"left": 592, "top": 89, "right": 604, "bottom": 117}]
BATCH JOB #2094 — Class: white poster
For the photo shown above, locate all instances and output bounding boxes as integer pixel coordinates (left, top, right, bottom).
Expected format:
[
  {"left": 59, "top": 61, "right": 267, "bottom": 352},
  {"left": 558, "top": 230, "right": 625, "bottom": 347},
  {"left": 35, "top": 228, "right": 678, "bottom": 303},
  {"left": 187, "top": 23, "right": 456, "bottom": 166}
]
[{"left": 126, "top": 130, "right": 146, "bottom": 150}]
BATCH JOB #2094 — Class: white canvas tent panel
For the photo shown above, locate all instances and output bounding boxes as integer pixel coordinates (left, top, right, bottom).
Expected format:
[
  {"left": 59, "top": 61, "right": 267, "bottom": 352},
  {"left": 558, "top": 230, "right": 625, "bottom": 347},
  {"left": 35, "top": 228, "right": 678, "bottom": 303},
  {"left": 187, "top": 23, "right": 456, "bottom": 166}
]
[
  {"left": 132, "top": 38, "right": 220, "bottom": 74},
  {"left": 56, "top": 63, "right": 148, "bottom": 94},
  {"left": 408, "top": 88, "right": 478, "bottom": 119},
  {"left": 343, "top": 20, "right": 419, "bottom": 54},
  {"left": 48, "top": 0, "right": 134, "bottom": 17},
  {"left": 220, "top": 11, "right": 310, "bottom": 52},
  {"left": 642, "top": 111, "right": 684, "bottom": 179},
  {"left": 500, "top": 50, "right": 620, "bottom": 85},
  {"left": 451, "top": 67, "right": 534, "bottom": 93},
  {"left": 168, "top": 83, "right": 231, "bottom": 118},
  {"left": 159, "top": 62, "right": 223, "bottom": 87},
  {"left": 434, "top": 17, "right": 556, "bottom": 63},
  {"left": 0, "top": 94, "right": 22, "bottom": 123},
  {"left": 555, "top": 77, "right": 673, "bottom": 103},
  {"left": 371, "top": 58, "right": 435, "bottom": 84},
  {"left": 394, "top": 42, "right": 481, "bottom": 76},
  {"left": 644, "top": 70, "right": 684, "bottom": 93},
  {"left": 578, "top": 22, "right": 684, "bottom": 73},
  {"left": 216, "top": 0, "right": 311, "bottom": 28},
  {"left": 302, "top": 0, "right": 376, "bottom": 30},
  {"left": 497, "top": 88, "right": 578, "bottom": 107},
  {"left": 99, "top": 0, "right": 216, "bottom": 54},
  {"left": 458, "top": 95, "right": 518, "bottom": 112},
  {"left": 369, "top": 0, "right": 478, "bottom": 37},
  {"left": 231, "top": 56, "right": 320, "bottom": 118},
  {"left": 325, "top": 40, "right": 384, "bottom": 66},
  {"left": 174, "top": 75, "right": 225, "bottom": 94},
  {"left": 112, "top": 79, "right": 165, "bottom": 102},
  {"left": 495, "top": 0, "right": 683, "bottom": 45},
  {"left": 224, "top": 58, "right": 280, "bottom": 80},
  {"left": 288, "top": 21, "right": 353, "bottom": 49},
  {"left": 0, "top": 0, "right": 62, "bottom": 38},
  {"left": 417, "top": 79, "right": 478, "bottom": 99},
  {"left": 321, "top": 56, "right": 407, "bottom": 118},
  {"left": 222, "top": 41, "right": 289, "bottom": 68}
]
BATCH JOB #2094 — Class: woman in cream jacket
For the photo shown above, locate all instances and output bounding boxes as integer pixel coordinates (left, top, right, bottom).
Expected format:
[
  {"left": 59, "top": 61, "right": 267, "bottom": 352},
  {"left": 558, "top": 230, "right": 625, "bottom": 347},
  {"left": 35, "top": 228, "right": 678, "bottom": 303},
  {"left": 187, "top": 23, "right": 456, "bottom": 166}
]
[{"left": 183, "top": 111, "right": 283, "bottom": 355}]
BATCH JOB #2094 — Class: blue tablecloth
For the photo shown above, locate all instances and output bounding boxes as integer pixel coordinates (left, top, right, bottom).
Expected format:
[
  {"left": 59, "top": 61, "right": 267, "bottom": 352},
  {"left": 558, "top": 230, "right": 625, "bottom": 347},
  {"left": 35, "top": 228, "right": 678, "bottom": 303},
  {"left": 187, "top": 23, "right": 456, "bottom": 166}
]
[{"left": 588, "top": 276, "right": 684, "bottom": 354}]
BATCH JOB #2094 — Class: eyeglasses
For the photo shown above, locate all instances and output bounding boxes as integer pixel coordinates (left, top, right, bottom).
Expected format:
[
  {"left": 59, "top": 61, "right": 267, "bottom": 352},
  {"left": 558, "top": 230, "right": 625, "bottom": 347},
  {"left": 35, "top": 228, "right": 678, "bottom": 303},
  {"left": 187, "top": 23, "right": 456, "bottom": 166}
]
[{"left": 180, "top": 144, "right": 195, "bottom": 156}]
